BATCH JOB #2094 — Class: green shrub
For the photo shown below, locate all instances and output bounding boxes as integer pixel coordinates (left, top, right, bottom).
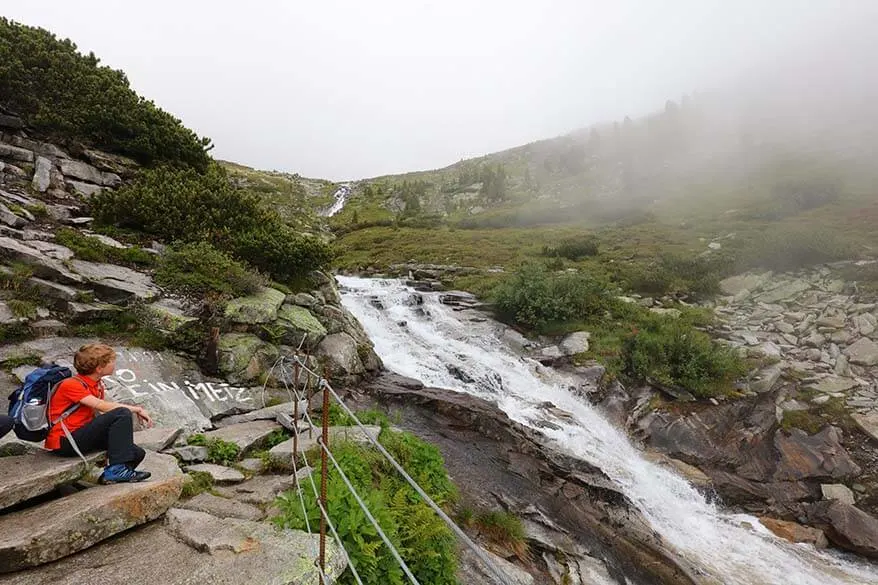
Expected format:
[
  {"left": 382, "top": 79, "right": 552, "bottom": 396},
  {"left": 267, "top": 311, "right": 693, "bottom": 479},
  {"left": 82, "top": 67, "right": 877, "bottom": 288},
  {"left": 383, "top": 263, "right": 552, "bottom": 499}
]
[
  {"left": 186, "top": 434, "right": 241, "bottom": 466},
  {"left": 624, "top": 254, "right": 726, "bottom": 297},
  {"left": 181, "top": 470, "right": 215, "bottom": 499},
  {"left": 621, "top": 319, "right": 747, "bottom": 398},
  {"left": 473, "top": 511, "right": 528, "bottom": 560},
  {"left": 542, "top": 235, "right": 599, "bottom": 260},
  {"left": 275, "top": 431, "right": 458, "bottom": 585},
  {"left": 326, "top": 404, "right": 390, "bottom": 428},
  {"left": 492, "top": 264, "right": 614, "bottom": 332},
  {"left": 0, "top": 18, "right": 210, "bottom": 169},
  {"left": 6, "top": 299, "right": 36, "bottom": 319},
  {"left": 92, "top": 163, "right": 334, "bottom": 283},
  {"left": 155, "top": 241, "right": 266, "bottom": 298},
  {"left": 55, "top": 228, "right": 154, "bottom": 267}
]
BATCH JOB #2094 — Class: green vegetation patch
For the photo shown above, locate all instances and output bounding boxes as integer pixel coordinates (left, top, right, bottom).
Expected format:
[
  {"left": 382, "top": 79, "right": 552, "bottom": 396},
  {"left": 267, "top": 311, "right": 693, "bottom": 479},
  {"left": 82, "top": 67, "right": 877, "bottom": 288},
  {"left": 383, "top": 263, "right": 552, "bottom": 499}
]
[
  {"left": 55, "top": 228, "right": 155, "bottom": 267},
  {"left": 0, "top": 18, "right": 211, "bottom": 169},
  {"left": 275, "top": 430, "right": 458, "bottom": 585},
  {"left": 155, "top": 241, "right": 266, "bottom": 299},
  {"left": 187, "top": 434, "right": 241, "bottom": 466}
]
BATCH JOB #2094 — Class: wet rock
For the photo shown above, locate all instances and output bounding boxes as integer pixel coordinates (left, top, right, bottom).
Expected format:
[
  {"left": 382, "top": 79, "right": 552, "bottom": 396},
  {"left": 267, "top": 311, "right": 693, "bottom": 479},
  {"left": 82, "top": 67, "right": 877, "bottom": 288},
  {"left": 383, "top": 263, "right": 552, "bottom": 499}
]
[
  {"left": 807, "top": 501, "right": 878, "bottom": 559},
  {"left": 774, "top": 427, "right": 861, "bottom": 481},
  {"left": 759, "top": 517, "right": 828, "bottom": 548}
]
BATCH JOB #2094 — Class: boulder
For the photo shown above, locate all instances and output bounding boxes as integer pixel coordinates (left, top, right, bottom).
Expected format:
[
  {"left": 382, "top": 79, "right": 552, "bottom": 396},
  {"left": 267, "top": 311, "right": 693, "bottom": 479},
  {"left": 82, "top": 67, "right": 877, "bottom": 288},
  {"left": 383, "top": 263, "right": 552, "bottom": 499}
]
[
  {"left": 185, "top": 464, "right": 245, "bottom": 484},
  {"left": 457, "top": 544, "right": 534, "bottom": 585},
  {"left": 177, "top": 492, "right": 263, "bottom": 521},
  {"left": 66, "top": 301, "right": 122, "bottom": 322},
  {"left": 171, "top": 445, "right": 209, "bottom": 463},
  {"left": 853, "top": 313, "right": 877, "bottom": 336},
  {"left": 0, "top": 161, "right": 27, "bottom": 178},
  {"left": 0, "top": 237, "right": 83, "bottom": 285},
  {"left": 66, "top": 180, "right": 102, "bottom": 198},
  {"left": 758, "top": 517, "right": 828, "bottom": 548},
  {"left": 165, "top": 508, "right": 345, "bottom": 578},
  {"left": 844, "top": 337, "right": 878, "bottom": 366},
  {"left": 24, "top": 277, "right": 79, "bottom": 306},
  {"left": 0, "top": 203, "right": 27, "bottom": 228},
  {"left": 719, "top": 272, "right": 772, "bottom": 297},
  {"left": 202, "top": 420, "right": 281, "bottom": 454},
  {"left": 0, "top": 513, "right": 343, "bottom": 585},
  {"left": 774, "top": 427, "right": 861, "bottom": 481},
  {"left": 26, "top": 240, "right": 74, "bottom": 261},
  {"left": 805, "top": 376, "right": 859, "bottom": 394},
  {"left": 0, "top": 451, "right": 183, "bottom": 572},
  {"left": 821, "top": 483, "right": 856, "bottom": 505},
  {"left": 214, "top": 471, "right": 306, "bottom": 507},
  {"left": 315, "top": 332, "right": 365, "bottom": 378},
  {"left": 0, "top": 451, "right": 104, "bottom": 511},
  {"left": 217, "top": 333, "right": 280, "bottom": 384},
  {"left": 0, "top": 301, "right": 26, "bottom": 325},
  {"left": 750, "top": 364, "right": 783, "bottom": 394},
  {"left": 58, "top": 159, "right": 103, "bottom": 184},
  {"left": 141, "top": 298, "right": 198, "bottom": 332},
  {"left": 134, "top": 427, "right": 183, "bottom": 451},
  {"left": 68, "top": 259, "right": 160, "bottom": 302},
  {"left": 275, "top": 303, "right": 327, "bottom": 349},
  {"left": 807, "top": 501, "right": 878, "bottom": 558},
  {"left": 82, "top": 148, "right": 139, "bottom": 175},
  {"left": 559, "top": 331, "right": 590, "bottom": 355},
  {"left": 0, "top": 143, "right": 34, "bottom": 163},
  {"left": 852, "top": 412, "right": 878, "bottom": 443},
  {"left": 31, "top": 157, "right": 52, "bottom": 193},
  {"left": 290, "top": 292, "right": 318, "bottom": 307},
  {"left": 223, "top": 287, "right": 285, "bottom": 324}
]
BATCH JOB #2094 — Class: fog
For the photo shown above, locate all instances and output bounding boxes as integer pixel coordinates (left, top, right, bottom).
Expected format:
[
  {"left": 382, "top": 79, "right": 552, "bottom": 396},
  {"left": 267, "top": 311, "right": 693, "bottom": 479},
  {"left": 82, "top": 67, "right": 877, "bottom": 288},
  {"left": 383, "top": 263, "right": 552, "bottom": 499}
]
[{"left": 1, "top": 1, "right": 876, "bottom": 180}]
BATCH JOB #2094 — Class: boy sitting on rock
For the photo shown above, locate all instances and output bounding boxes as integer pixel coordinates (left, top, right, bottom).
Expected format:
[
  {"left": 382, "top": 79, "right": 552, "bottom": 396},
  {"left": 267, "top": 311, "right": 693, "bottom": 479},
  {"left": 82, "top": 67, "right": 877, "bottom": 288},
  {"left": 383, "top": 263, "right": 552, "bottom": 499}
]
[{"left": 47, "top": 343, "right": 154, "bottom": 484}]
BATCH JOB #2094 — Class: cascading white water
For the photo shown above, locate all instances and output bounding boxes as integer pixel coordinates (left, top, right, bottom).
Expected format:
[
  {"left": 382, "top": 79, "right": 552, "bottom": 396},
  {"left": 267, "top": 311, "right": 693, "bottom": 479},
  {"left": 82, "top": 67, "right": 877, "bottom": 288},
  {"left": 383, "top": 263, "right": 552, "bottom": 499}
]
[
  {"left": 324, "top": 185, "right": 351, "bottom": 216},
  {"left": 338, "top": 276, "right": 878, "bottom": 585}
]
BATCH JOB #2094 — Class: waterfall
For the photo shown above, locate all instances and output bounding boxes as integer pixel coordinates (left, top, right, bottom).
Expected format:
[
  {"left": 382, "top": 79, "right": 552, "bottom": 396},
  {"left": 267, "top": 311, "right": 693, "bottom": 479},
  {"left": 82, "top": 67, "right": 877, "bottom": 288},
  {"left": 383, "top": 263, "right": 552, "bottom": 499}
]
[
  {"left": 324, "top": 185, "right": 351, "bottom": 217},
  {"left": 338, "top": 276, "right": 878, "bottom": 585}
]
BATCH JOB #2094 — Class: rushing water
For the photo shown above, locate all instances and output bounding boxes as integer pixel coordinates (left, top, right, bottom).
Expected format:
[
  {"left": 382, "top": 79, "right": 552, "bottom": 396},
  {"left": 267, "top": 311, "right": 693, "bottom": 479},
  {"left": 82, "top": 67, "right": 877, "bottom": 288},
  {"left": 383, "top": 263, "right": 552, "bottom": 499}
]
[
  {"left": 338, "top": 276, "right": 878, "bottom": 585},
  {"left": 324, "top": 185, "right": 351, "bottom": 216}
]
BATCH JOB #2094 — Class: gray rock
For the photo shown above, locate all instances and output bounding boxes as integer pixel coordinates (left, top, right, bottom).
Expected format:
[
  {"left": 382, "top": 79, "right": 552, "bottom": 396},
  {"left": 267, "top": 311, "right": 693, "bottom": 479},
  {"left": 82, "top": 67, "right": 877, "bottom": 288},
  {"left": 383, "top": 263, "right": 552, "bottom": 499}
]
[
  {"left": 67, "top": 180, "right": 103, "bottom": 198},
  {"left": 852, "top": 412, "right": 878, "bottom": 444},
  {"left": 64, "top": 216, "right": 94, "bottom": 226},
  {"left": 803, "top": 331, "right": 826, "bottom": 348},
  {"left": 214, "top": 471, "right": 307, "bottom": 506},
  {"left": 751, "top": 364, "right": 783, "bottom": 394},
  {"left": 0, "top": 161, "right": 27, "bottom": 178},
  {"left": 217, "top": 333, "right": 279, "bottom": 384},
  {"left": 68, "top": 259, "right": 160, "bottom": 302},
  {"left": 134, "top": 427, "right": 183, "bottom": 451},
  {"left": 141, "top": 298, "right": 199, "bottom": 332},
  {"left": 458, "top": 544, "right": 534, "bottom": 585},
  {"left": 807, "top": 501, "right": 878, "bottom": 559},
  {"left": 757, "top": 279, "right": 811, "bottom": 304},
  {"left": 0, "top": 203, "right": 27, "bottom": 228},
  {"left": 821, "top": 484, "right": 856, "bottom": 505},
  {"left": 67, "top": 301, "right": 122, "bottom": 322},
  {"left": 775, "top": 321, "right": 795, "bottom": 334},
  {"left": 835, "top": 354, "right": 851, "bottom": 376},
  {"left": 290, "top": 292, "right": 318, "bottom": 307},
  {"left": 164, "top": 508, "right": 345, "bottom": 578},
  {"left": 202, "top": 420, "right": 281, "bottom": 454},
  {"left": 0, "top": 514, "right": 344, "bottom": 585},
  {"left": 236, "top": 458, "right": 265, "bottom": 474},
  {"left": 275, "top": 303, "right": 327, "bottom": 349},
  {"left": 806, "top": 376, "right": 859, "bottom": 394},
  {"left": 26, "top": 240, "right": 74, "bottom": 261},
  {"left": 101, "top": 171, "right": 122, "bottom": 187},
  {"left": 0, "top": 143, "right": 34, "bottom": 163},
  {"left": 844, "top": 337, "right": 878, "bottom": 366},
  {"left": 0, "top": 239, "right": 84, "bottom": 284},
  {"left": 185, "top": 464, "right": 245, "bottom": 484},
  {"left": 177, "top": 492, "right": 263, "bottom": 520},
  {"left": 650, "top": 307, "right": 682, "bottom": 318},
  {"left": 85, "top": 233, "right": 126, "bottom": 249},
  {"left": 0, "top": 451, "right": 182, "bottom": 572},
  {"left": 59, "top": 159, "right": 103, "bottom": 184},
  {"left": 0, "top": 451, "right": 104, "bottom": 511},
  {"left": 0, "top": 114, "right": 23, "bottom": 129},
  {"left": 32, "top": 156, "right": 52, "bottom": 193},
  {"left": 774, "top": 427, "right": 861, "bottom": 481},
  {"left": 30, "top": 320, "right": 67, "bottom": 336},
  {"left": 315, "top": 332, "right": 366, "bottom": 378},
  {"left": 559, "top": 331, "right": 590, "bottom": 355},
  {"left": 719, "top": 272, "right": 772, "bottom": 298},
  {"left": 223, "top": 287, "right": 285, "bottom": 324},
  {"left": 0, "top": 301, "right": 26, "bottom": 326},
  {"left": 172, "top": 445, "right": 209, "bottom": 463},
  {"left": 24, "top": 277, "right": 80, "bottom": 306},
  {"left": 214, "top": 400, "right": 307, "bottom": 427}
]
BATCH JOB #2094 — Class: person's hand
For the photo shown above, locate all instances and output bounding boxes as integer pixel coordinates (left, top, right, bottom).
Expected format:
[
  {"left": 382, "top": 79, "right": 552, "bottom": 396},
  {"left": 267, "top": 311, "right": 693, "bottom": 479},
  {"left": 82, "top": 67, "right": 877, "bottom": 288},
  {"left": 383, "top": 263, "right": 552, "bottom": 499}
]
[{"left": 131, "top": 406, "right": 153, "bottom": 428}]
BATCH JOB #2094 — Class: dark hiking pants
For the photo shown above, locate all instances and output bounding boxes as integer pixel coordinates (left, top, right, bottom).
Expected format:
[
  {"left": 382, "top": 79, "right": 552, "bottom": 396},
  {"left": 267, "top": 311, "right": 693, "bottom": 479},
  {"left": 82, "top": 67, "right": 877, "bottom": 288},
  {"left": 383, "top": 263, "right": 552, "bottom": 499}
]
[
  {"left": 0, "top": 414, "right": 12, "bottom": 439},
  {"left": 55, "top": 407, "right": 146, "bottom": 467}
]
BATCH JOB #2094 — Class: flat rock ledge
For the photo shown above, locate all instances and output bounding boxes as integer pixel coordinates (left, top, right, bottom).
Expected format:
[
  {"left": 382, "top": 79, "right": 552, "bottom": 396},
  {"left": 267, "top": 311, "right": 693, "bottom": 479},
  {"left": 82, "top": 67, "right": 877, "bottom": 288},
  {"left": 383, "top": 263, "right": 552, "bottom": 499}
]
[
  {"left": 0, "top": 450, "right": 104, "bottom": 510},
  {"left": 0, "top": 451, "right": 183, "bottom": 573}
]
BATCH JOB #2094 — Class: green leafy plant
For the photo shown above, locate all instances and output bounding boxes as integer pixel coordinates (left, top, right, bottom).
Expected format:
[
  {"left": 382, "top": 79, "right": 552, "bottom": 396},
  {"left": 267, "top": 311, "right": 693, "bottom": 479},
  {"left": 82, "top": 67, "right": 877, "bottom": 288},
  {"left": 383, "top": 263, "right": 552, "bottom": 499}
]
[
  {"left": 274, "top": 430, "right": 458, "bottom": 585},
  {"left": 186, "top": 434, "right": 241, "bottom": 466},
  {"left": 6, "top": 299, "right": 36, "bottom": 319},
  {"left": 154, "top": 241, "right": 266, "bottom": 299},
  {"left": 181, "top": 470, "right": 215, "bottom": 499}
]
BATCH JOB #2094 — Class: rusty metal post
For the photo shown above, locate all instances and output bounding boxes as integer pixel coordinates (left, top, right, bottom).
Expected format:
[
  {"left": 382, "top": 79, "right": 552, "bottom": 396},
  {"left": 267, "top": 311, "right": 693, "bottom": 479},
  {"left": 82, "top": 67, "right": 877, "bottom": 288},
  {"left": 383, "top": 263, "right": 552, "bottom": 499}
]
[
  {"left": 292, "top": 361, "right": 300, "bottom": 464},
  {"left": 318, "top": 372, "right": 330, "bottom": 580}
]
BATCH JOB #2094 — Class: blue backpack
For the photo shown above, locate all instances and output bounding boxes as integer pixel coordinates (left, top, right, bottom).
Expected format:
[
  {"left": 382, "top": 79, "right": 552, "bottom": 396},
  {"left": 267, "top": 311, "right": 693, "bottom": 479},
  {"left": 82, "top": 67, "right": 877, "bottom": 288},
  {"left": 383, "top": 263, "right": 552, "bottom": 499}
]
[{"left": 7, "top": 365, "right": 82, "bottom": 443}]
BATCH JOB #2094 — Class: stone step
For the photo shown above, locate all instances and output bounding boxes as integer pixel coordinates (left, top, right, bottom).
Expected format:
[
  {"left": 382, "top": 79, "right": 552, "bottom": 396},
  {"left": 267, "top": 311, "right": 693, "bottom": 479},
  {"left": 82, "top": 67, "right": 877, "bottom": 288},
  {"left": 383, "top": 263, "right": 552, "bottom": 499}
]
[
  {"left": 0, "top": 451, "right": 182, "bottom": 573},
  {"left": 0, "top": 509, "right": 346, "bottom": 585},
  {"left": 202, "top": 420, "right": 281, "bottom": 455},
  {"left": 0, "top": 450, "right": 104, "bottom": 512}
]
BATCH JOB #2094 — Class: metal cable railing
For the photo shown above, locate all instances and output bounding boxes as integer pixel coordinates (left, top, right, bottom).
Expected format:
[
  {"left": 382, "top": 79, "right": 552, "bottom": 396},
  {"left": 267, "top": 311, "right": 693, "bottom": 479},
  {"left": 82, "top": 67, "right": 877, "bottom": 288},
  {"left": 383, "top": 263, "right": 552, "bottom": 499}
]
[{"left": 262, "top": 353, "right": 511, "bottom": 584}]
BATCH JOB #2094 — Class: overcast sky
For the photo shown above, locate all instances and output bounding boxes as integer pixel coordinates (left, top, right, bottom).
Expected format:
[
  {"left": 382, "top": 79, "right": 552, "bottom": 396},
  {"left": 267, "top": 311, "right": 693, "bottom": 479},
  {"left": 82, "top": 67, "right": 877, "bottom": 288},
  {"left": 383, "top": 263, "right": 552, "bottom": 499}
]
[{"left": 1, "top": 1, "right": 875, "bottom": 180}]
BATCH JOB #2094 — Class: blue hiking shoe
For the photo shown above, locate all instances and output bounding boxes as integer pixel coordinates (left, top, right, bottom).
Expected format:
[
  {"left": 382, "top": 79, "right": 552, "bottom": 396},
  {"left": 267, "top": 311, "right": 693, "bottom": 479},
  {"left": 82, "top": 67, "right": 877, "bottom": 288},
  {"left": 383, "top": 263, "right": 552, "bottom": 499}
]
[{"left": 99, "top": 463, "right": 151, "bottom": 484}]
